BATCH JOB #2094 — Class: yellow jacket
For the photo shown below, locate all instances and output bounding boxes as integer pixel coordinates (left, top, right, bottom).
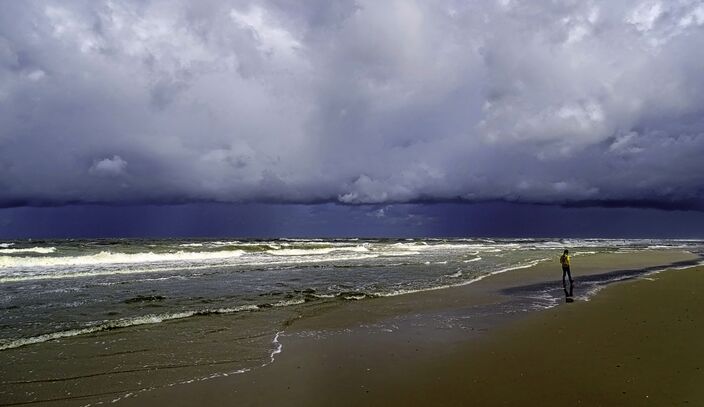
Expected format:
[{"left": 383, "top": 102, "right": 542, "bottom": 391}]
[{"left": 560, "top": 254, "right": 570, "bottom": 266}]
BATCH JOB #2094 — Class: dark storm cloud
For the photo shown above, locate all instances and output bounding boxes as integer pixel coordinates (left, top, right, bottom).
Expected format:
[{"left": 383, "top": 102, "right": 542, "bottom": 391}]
[{"left": 1, "top": 0, "right": 704, "bottom": 208}]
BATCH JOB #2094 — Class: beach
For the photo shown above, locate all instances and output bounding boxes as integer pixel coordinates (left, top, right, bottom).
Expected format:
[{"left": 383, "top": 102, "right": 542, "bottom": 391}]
[
  {"left": 100, "top": 249, "right": 704, "bottom": 407},
  {"left": 0, "top": 240, "right": 702, "bottom": 406}
]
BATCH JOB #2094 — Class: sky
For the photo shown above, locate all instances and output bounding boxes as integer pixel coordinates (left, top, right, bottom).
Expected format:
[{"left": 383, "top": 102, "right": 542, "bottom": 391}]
[{"left": 1, "top": 0, "right": 703, "bottom": 238}]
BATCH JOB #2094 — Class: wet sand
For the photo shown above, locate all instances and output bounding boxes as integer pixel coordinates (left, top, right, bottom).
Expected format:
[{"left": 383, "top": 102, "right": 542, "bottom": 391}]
[{"left": 107, "top": 249, "right": 704, "bottom": 406}]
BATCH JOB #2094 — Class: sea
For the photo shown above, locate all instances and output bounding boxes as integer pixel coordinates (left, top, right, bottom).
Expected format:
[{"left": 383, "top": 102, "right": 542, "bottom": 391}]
[
  {"left": 2, "top": 237, "right": 703, "bottom": 351},
  {"left": 0, "top": 238, "right": 703, "bottom": 404}
]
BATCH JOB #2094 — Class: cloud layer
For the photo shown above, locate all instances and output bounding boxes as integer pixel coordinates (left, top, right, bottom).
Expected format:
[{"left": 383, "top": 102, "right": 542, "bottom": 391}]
[{"left": 1, "top": 0, "right": 703, "bottom": 208}]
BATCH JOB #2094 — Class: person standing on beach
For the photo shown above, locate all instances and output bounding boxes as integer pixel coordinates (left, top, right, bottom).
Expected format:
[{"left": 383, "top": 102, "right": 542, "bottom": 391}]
[{"left": 560, "top": 250, "right": 573, "bottom": 297}]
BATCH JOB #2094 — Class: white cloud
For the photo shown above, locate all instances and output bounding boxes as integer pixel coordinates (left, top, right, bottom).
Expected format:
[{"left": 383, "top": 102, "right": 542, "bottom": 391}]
[
  {"left": 26, "top": 69, "right": 46, "bottom": 81},
  {"left": 230, "top": 6, "right": 301, "bottom": 56},
  {"left": 627, "top": 1, "right": 663, "bottom": 32},
  {"left": 89, "top": 156, "right": 127, "bottom": 177}
]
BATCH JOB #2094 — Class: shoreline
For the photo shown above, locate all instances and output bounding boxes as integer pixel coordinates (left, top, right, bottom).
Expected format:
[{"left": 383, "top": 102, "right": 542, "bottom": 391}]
[{"left": 0, "top": 249, "right": 700, "bottom": 406}]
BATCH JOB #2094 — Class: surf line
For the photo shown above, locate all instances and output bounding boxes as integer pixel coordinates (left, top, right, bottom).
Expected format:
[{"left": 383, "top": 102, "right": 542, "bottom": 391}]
[{"left": 82, "top": 331, "right": 287, "bottom": 406}]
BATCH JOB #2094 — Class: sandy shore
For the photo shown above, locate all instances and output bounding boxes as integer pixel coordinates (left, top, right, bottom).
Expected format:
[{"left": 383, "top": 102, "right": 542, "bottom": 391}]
[{"left": 104, "top": 249, "right": 704, "bottom": 407}]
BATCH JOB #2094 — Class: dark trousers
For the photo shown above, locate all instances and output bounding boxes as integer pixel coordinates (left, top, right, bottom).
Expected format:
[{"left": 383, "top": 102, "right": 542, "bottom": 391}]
[{"left": 562, "top": 266, "right": 573, "bottom": 297}]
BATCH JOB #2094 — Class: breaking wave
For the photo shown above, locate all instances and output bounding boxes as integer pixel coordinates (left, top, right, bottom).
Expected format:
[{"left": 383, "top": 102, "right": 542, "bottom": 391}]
[
  {"left": 266, "top": 246, "right": 369, "bottom": 256},
  {"left": 0, "top": 247, "right": 56, "bottom": 254},
  {"left": 0, "top": 250, "right": 246, "bottom": 269}
]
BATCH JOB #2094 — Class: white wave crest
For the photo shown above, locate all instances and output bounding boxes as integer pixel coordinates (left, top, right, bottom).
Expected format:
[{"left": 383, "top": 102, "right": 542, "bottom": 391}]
[
  {"left": 0, "top": 250, "right": 245, "bottom": 269},
  {"left": 0, "top": 247, "right": 56, "bottom": 254},
  {"left": 273, "top": 299, "right": 306, "bottom": 307},
  {"left": 0, "top": 253, "right": 381, "bottom": 283},
  {"left": 379, "top": 251, "right": 421, "bottom": 256},
  {"left": 266, "top": 246, "right": 369, "bottom": 256},
  {"left": 0, "top": 243, "right": 14, "bottom": 248}
]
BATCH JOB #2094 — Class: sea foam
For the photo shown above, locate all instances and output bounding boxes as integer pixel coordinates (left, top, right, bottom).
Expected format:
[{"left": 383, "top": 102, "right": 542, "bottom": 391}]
[
  {"left": 0, "top": 247, "right": 56, "bottom": 254},
  {"left": 0, "top": 305, "right": 260, "bottom": 351},
  {"left": 0, "top": 250, "right": 245, "bottom": 269},
  {"left": 266, "top": 246, "right": 369, "bottom": 256}
]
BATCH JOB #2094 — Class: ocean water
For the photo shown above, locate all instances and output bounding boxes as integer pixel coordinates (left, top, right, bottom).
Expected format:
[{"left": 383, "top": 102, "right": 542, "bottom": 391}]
[{"left": 1, "top": 237, "right": 702, "bottom": 352}]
